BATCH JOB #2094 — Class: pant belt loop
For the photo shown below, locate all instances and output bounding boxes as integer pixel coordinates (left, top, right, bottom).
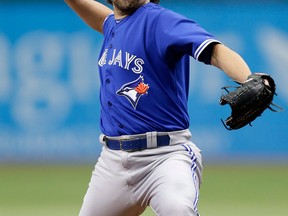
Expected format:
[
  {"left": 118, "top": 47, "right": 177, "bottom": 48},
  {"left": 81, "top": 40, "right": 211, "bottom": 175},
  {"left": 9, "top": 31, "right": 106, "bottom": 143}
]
[
  {"left": 99, "top": 134, "right": 107, "bottom": 146},
  {"left": 146, "top": 131, "right": 157, "bottom": 149}
]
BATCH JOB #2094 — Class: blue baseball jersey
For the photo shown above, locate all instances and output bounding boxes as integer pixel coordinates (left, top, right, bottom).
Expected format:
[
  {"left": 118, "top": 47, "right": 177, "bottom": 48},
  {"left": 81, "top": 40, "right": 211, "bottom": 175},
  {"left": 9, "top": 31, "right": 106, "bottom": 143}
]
[{"left": 98, "top": 3, "right": 220, "bottom": 136}]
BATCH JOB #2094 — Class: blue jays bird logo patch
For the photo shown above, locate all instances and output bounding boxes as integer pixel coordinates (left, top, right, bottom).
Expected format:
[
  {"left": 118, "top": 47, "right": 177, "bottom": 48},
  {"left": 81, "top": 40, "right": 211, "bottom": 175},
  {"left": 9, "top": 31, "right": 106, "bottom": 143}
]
[{"left": 116, "top": 76, "right": 149, "bottom": 109}]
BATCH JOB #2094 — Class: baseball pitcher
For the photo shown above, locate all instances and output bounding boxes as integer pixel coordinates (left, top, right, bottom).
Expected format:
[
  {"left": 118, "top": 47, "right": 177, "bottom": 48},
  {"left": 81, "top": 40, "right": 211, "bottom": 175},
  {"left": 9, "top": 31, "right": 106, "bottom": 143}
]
[{"left": 64, "top": 0, "right": 278, "bottom": 215}]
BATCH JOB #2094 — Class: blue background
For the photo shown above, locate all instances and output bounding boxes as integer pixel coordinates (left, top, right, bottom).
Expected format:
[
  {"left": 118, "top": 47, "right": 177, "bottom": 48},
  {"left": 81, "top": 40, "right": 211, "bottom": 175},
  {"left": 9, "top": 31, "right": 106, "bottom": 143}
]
[{"left": 0, "top": 1, "right": 287, "bottom": 164}]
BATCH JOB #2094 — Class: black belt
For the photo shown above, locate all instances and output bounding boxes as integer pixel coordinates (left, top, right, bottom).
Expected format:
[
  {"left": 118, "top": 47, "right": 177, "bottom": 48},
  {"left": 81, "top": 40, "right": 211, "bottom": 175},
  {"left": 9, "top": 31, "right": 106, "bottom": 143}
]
[{"left": 103, "top": 135, "right": 170, "bottom": 152}]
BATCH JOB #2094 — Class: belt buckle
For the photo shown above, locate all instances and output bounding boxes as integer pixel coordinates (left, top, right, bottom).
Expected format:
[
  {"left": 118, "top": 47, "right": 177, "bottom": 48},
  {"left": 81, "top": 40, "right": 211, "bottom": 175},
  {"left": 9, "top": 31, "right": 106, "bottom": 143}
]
[
  {"left": 119, "top": 137, "right": 131, "bottom": 151},
  {"left": 119, "top": 137, "right": 139, "bottom": 152},
  {"left": 119, "top": 139, "right": 123, "bottom": 151}
]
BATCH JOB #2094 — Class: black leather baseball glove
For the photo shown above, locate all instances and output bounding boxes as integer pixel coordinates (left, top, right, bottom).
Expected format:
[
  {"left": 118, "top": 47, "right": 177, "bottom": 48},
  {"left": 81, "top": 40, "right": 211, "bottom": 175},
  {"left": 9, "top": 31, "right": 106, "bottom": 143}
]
[{"left": 219, "top": 73, "right": 282, "bottom": 130}]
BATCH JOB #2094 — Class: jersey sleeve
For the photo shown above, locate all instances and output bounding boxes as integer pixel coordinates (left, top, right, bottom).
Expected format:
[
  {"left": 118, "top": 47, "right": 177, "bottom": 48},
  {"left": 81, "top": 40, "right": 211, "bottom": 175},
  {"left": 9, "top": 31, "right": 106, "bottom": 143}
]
[{"left": 154, "top": 9, "right": 221, "bottom": 64}]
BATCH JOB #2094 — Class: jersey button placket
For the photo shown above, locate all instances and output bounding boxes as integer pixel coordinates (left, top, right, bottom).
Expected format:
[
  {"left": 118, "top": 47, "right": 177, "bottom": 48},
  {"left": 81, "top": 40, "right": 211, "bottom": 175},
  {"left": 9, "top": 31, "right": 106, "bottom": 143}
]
[
  {"left": 109, "top": 29, "right": 115, "bottom": 48},
  {"left": 105, "top": 75, "right": 113, "bottom": 107}
]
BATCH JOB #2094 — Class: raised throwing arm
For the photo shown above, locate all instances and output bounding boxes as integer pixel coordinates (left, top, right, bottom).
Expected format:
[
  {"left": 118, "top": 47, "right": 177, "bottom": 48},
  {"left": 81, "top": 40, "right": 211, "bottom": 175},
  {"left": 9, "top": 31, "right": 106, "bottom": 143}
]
[{"left": 64, "top": 0, "right": 113, "bottom": 33}]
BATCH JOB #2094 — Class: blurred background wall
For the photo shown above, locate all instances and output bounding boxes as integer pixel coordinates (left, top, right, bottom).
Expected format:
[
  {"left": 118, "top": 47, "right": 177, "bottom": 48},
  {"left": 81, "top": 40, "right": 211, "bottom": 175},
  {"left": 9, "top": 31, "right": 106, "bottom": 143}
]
[{"left": 0, "top": 0, "right": 287, "bottom": 164}]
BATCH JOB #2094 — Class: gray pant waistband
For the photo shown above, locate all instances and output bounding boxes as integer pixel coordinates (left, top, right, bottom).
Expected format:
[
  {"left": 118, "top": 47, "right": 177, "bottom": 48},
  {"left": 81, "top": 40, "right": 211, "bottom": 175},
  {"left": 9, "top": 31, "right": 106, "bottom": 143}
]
[{"left": 100, "top": 129, "right": 192, "bottom": 148}]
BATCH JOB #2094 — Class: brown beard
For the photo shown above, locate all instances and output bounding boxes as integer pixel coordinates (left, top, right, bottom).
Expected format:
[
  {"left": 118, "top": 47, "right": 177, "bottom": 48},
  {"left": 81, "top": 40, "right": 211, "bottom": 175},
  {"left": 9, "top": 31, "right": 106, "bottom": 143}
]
[
  {"left": 107, "top": 0, "right": 160, "bottom": 4},
  {"left": 112, "top": 0, "right": 147, "bottom": 15}
]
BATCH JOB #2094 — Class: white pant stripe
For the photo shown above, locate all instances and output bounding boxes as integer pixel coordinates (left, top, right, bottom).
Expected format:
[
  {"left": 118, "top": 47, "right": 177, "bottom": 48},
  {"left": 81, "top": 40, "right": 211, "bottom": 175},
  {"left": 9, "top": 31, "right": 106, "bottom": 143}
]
[{"left": 182, "top": 144, "right": 200, "bottom": 216}]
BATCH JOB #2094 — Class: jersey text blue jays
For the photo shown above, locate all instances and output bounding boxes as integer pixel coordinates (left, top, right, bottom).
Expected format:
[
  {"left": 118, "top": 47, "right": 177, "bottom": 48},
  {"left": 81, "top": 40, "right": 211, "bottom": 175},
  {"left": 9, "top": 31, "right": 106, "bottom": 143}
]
[{"left": 98, "top": 48, "right": 145, "bottom": 74}]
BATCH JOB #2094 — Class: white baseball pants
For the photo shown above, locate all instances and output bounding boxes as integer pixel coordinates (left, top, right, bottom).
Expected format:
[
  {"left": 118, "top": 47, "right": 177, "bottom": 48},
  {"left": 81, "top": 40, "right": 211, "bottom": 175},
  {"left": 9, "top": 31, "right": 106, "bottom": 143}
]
[{"left": 79, "top": 129, "right": 203, "bottom": 216}]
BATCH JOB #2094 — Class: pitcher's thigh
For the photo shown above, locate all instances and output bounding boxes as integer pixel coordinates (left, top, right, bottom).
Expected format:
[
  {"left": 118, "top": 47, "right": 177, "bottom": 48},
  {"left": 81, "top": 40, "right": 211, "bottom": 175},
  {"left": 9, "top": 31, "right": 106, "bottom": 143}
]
[
  {"left": 79, "top": 172, "right": 145, "bottom": 216},
  {"left": 149, "top": 155, "right": 201, "bottom": 216},
  {"left": 79, "top": 172, "right": 121, "bottom": 216}
]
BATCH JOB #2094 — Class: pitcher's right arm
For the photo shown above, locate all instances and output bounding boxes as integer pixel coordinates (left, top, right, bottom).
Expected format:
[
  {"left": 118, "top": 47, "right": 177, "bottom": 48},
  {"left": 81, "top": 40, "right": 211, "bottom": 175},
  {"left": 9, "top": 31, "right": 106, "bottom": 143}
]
[{"left": 64, "top": 0, "right": 113, "bottom": 33}]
